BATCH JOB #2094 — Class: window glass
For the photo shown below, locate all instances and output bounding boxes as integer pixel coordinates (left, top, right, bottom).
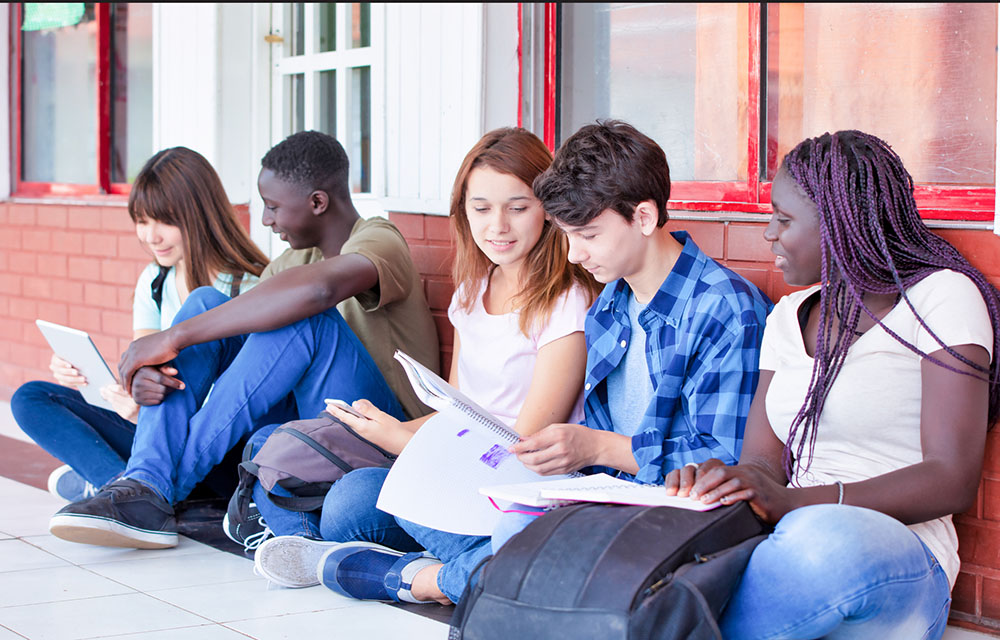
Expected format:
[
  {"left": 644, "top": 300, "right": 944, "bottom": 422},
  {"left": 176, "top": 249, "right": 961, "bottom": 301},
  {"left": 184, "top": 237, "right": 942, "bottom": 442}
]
[
  {"left": 351, "top": 3, "right": 370, "bottom": 48},
  {"left": 110, "top": 2, "right": 152, "bottom": 184},
  {"left": 290, "top": 3, "right": 305, "bottom": 56},
  {"left": 318, "top": 3, "right": 336, "bottom": 52},
  {"left": 349, "top": 66, "right": 371, "bottom": 193},
  {"left": 559, "top": 3, "right": 748, "bottom": 181},
  {"left": 765, "top": 3, "right": 997, "bottom": 184},
  {"left": 289, "top": 73, "right": 305, "bottom": 134},
  {"left": 318, "top": 70, "right": 337, "bottom": 138},
  {"left": 21, "top": 3, "right": 97, "bottom": 184}
]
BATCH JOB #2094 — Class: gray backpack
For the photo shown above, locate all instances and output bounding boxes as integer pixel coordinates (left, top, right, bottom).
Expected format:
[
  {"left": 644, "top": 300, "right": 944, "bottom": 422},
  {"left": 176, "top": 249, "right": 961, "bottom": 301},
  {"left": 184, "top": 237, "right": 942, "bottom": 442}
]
[{"left": 232, "top": 414, "right": 396, "bottom": 515}]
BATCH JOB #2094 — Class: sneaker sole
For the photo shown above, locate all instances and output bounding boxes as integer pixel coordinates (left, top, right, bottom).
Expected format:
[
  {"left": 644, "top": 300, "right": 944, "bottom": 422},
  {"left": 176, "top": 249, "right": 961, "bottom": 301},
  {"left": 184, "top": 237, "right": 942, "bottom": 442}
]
[
  {"left": 49, "top": 514, "right": 178, "bottom": 549},
  {"left": 254, "top": 536, "right": 341, "bottom": 588}
]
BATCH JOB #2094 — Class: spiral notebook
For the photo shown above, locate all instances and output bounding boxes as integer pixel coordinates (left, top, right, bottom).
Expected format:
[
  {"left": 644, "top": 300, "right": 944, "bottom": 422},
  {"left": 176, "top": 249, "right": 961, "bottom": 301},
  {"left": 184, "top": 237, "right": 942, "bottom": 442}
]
[
  {"left": 480, "top": 473, "right": 721, "bottom": 511},
  {"left": 376, "top": 351, "right": 575, "bottom": 536}
]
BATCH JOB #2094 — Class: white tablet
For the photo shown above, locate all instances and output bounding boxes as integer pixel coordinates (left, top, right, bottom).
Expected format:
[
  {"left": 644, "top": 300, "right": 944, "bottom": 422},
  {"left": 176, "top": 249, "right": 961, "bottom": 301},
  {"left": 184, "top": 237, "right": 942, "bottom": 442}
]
[{"left": 35, "top": 320, "right": 117, "bottom": 412}]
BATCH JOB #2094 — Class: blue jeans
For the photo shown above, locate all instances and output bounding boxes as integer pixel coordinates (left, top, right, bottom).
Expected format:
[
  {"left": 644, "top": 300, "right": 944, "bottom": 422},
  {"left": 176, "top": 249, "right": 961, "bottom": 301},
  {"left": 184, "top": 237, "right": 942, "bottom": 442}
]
[
  {"left": 719, "top": 504, "right": 952, "bottom": 640},
  {"left": 247, "top": 423, "right": 322, "bottom": 539},
  {"left": 11, "top": 381, "right": 136, "bottom": 488},
  {"left": 124, "top": 287, "right": 405, "bottom": 504},
  {"left": 320, "top": 467, "right": 491, "bottom": 604}
]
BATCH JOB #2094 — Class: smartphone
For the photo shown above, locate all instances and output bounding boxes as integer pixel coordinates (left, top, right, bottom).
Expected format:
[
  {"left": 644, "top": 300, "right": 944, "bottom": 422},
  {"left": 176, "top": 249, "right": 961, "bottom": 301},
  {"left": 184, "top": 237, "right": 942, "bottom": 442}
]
[{"left": 325, "top": 398, "right": 367, "bottom": 420}]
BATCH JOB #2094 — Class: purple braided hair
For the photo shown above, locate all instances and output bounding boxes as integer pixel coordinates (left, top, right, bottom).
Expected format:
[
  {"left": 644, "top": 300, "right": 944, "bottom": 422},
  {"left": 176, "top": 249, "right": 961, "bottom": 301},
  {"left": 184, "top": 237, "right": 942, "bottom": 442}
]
[{"left": 780, "top": 130, "right": 1000, "bottom": 483}]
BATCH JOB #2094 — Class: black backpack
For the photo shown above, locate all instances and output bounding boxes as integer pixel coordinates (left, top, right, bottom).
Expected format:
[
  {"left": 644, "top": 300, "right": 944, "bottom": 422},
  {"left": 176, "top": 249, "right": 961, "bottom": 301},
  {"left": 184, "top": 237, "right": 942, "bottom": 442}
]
[{"left": 449, "top": 501, "right": 768, "bottom": 640}]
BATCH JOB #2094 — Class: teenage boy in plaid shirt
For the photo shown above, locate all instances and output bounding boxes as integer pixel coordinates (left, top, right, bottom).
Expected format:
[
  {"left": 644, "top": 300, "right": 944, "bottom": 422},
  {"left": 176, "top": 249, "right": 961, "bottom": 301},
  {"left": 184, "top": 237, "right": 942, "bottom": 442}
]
[{"left": 510, "top": 120, "right": 773, "bottom": 484}]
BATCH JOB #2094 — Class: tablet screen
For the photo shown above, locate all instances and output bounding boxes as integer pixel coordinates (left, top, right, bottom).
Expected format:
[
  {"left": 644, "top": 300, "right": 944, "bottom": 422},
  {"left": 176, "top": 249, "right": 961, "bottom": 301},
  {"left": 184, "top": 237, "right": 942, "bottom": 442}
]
[{"left": 35, "top": 320, "right": 117, "bottom": 412}]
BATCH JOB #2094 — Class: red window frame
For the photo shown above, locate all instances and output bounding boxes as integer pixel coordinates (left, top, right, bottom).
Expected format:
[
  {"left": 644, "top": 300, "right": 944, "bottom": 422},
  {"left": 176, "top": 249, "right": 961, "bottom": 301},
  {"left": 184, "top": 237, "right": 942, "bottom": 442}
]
[
  {"left": 519, "top": 3, "right": 994, "bottom": 222},
  {"left": 10, "top": 3, "right": 129, "bottom": 198}
]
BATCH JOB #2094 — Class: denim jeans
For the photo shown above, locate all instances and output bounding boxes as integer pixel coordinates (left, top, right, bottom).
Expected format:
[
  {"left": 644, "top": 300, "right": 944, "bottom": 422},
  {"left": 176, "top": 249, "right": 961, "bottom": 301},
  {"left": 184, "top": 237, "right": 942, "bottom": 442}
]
[
  {"left": 125, "top": 287, "right": 405, "bottom": 504},
  {"left": 248, "top": 423, "right": 322, "bottom": 539},
  {"left": 320, "top": 467, "right": 491, "bottom": 604},
  {"left": 719, "top": 504, "right": 952, "bottom": 640},
  {"left": 11, "top": 381, "right": 136, "bottom": 488}
]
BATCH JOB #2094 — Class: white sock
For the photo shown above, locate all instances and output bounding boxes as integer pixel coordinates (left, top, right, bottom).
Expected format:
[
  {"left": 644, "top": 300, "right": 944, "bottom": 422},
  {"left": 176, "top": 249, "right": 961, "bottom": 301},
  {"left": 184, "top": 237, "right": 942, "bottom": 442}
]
[{"left": 395, "top": 556, "right": 440, "bottom": 604}]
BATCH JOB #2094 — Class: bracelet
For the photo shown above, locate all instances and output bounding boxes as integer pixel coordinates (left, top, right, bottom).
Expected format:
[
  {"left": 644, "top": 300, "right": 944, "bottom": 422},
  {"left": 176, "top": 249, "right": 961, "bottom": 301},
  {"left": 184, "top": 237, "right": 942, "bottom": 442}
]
[{"left": 834, "top": 480, "right": 844, "bottom": 505}]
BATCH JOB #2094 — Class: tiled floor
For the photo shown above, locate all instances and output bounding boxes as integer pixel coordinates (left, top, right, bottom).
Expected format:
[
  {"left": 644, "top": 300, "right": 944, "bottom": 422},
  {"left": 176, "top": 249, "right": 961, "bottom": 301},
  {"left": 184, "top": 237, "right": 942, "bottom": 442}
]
[{"left": 0, "top": 401, "right": 995, "bottom": 639}]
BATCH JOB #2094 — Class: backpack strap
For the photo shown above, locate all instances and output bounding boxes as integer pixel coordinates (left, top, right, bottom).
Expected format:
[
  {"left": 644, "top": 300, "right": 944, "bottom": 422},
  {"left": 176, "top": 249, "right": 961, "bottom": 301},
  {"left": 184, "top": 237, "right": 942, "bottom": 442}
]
[
  {"left": 150, "top": 265, "right": 171, "bottom": 312},
  {"left": 277, "top": 426, "right": 356, "bottom": 475},
  {"left": 229, "top": 272, "right": 244, "bottom": 298}
]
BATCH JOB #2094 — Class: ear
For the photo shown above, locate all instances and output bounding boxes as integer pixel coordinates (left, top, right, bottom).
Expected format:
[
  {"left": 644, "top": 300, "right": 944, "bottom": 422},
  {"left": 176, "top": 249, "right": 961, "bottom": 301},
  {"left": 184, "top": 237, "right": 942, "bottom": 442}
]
[
  {"left": 633, "top": 200, "right": 660, "bottom": 236},
  {"left": 309, "top": 189, "right": 330, "bottom": 216}
]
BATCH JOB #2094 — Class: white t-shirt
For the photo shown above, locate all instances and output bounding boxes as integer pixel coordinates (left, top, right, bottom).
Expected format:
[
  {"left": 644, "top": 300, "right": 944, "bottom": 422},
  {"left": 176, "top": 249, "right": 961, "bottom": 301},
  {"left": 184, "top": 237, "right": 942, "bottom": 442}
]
[
  {"left": 761, "top": 269, "right": 993, "bottom": 587},
  {"left": 132, "top": 263, "right": 260, "bottom": 332},
  {"left": 448, "top": 280, "right": 591, "bottom": 429}
]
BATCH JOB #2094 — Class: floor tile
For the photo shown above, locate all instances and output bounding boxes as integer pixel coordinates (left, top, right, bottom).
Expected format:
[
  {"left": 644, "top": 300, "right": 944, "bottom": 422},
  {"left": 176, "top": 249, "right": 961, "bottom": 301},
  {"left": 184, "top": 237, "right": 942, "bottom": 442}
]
[
  {"left": 0, "top": 564, "right": 133, "bottom": 608},
  {"left": 0, "top": 539, "right": 69, "bottom": 572},
  {"left": 225, "top": 603, "right": 448, "bottom": 640},
  {"left": 97, "top": 625, "right": 253, "bottom": 639},
  {"left": 149, "top": 579, "right": 356, "bottom": 623},
  {"left": 24, "top": 532, "right": 218, "bottom": 567},
  {"left": 0, "top": 592, "right": 209, "bottom": 640},
  {"left": 83, "top": 549, "right": 255, "bottom": 592}
]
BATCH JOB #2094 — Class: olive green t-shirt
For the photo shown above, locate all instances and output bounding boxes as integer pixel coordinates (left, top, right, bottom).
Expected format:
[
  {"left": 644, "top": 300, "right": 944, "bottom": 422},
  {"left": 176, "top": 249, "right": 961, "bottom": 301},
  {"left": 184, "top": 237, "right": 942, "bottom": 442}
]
[{"left": 261, "top": 217, "right": 439, "bottom": 419}]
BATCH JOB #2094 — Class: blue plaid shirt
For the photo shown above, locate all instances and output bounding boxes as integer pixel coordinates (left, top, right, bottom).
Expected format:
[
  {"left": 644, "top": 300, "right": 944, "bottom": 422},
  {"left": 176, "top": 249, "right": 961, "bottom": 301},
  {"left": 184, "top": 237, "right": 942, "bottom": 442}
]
[{"left": 583, "top": 231, "right": 772, "bottom": 484}]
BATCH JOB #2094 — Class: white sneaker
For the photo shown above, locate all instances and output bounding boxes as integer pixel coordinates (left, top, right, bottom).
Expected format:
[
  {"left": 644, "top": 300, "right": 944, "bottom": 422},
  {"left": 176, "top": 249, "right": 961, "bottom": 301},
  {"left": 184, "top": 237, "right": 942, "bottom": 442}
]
[
  {"left": 253, "top": 536, "right": 340, "bottom": 588},
  {"left": 47, "top": 465, "right": 97, "bottom": 502}
]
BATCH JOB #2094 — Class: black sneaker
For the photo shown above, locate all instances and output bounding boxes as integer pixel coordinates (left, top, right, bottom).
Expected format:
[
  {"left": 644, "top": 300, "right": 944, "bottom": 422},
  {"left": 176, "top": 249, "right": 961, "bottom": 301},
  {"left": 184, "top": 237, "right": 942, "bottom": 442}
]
[
  {"left": 222, "top": 497, "right": 273, "bottom": 553},
  {"left": 49, "top": 478, "right": 178, "bottom": 549}
]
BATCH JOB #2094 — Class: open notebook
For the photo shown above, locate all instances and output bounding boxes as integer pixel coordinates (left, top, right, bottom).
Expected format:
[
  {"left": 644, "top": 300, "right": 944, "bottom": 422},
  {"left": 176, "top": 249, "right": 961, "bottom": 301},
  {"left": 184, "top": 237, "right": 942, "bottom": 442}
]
[
  {"left": 480, "top": 472, "right": 721, "bottom": 511},
  {"left": 375, "top": 351, "right": 577, "bottom": 536}
]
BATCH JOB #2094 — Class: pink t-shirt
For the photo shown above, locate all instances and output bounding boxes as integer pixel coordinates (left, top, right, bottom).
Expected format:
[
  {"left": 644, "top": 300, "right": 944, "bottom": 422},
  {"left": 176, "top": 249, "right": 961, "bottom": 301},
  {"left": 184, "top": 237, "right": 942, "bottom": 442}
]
[{"left": 448, "top": 281, "right": 591, "bottom": 429}]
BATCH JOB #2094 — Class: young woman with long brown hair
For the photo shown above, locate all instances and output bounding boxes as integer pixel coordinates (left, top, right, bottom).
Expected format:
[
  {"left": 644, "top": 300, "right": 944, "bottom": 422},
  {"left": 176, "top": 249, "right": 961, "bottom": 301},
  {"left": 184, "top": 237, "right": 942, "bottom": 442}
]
[
  {"left": 12, "top": 147, "right": 267, "bottom": 502},
  {"left": 250, "top": 127, "right": 601, "bottom": 601}
]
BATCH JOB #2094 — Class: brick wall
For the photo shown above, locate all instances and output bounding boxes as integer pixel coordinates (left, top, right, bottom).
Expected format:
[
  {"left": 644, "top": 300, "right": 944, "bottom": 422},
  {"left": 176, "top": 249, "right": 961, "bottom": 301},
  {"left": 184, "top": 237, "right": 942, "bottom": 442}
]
[{"left": 1, "top": 203, "right": 1000, "bottom": 632}]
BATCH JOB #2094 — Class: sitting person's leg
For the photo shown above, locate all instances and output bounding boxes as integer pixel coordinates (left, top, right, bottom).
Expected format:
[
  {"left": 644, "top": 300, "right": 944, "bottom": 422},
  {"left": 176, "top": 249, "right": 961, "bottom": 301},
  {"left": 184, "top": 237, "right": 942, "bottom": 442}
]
[
  {"left": 719, "top": 504, "right": 951, "bottom": 640},
  {"left": 253, "top": 467, "right": 422, "bottom": 588},
  {"left": 11, "top": 381, "right": 135, "bottom": 495}
]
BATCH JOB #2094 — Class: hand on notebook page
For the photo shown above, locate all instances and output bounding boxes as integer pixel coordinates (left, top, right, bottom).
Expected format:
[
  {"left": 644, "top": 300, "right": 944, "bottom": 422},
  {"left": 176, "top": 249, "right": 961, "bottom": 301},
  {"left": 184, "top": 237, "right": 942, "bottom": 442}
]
[{"left": 510, "top": 423, "right": 603, "bottom": 476}]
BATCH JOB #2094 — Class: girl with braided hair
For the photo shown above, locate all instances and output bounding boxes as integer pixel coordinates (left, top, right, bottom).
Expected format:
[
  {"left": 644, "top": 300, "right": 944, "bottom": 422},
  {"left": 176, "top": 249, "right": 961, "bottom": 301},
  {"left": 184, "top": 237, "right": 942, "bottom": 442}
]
[{"left": 666, "top": 130, "right": 1000, "bottom": 639}]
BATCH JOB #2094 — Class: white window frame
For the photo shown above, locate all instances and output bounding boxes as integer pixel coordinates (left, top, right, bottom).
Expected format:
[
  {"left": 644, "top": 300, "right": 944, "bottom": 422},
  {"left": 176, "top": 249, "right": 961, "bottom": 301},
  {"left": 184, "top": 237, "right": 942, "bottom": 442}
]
[{"left": 268, "top": 2, "right": 384, "bottom": 220}]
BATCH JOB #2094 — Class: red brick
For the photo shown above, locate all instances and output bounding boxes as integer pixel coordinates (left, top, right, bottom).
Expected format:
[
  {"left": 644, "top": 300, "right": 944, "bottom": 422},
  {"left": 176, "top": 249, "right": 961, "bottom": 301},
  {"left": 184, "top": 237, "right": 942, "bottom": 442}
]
[
  {"left": 0, "top": 250, "right": 6, "bottom": 271},
  {"left": 67, "top": 257, "right": 101, "bottom": 282},
  {"left": 101, "top": 309, "right": 132, "bottom": 338},
  {"left": 84, "top": 283, "right": 120, "bottom": 309},
  {"left": 983, "top": 576, "right": 1000, "bottom": 621},
  {"left": 767, "top": 271, "right": 807, "bottom": 304},
  {"left": 0, "top": 274, "right": 21, "bottom": 295},
  {"left": 726, "top": 222, "right": 773, "bottom": 263},
  {"left": 51, "top": 279, "right": 85, "bottom": 305},
  {"left": 432, "top": 312, "right": 454, "bottom": 350},
  {"left": 935, "top": 229, "right": 1000, "bottom": 278},
  {"left": 9, "top": 297, "right": 37, "bottom": 321},
  {"left": 36, "top": 301, "right": 69, "bottom": 327},
  {"left": 728, "top": 265, "right": 770, "bottom": 297},
  {"left": 410, "top": 244, "right": 456, "bottom": 278},
  {"left": 101, "top": 207, "right": 135, "bottom": 232},
  {"left": 8, "top": 251, "right": 36, "bottom": 275},
  {"left": 389, "top": 212, "right": 425, "bottom": 241},
  {"left": 952, "top": 571, "right": 980, "bottom": 616},
  {"left": 84, "top": 232, "right": 117, "bottom": 258},
  {"left": 37, "top": 254, "right": 68, "bottom": 279},
  {"left": 102, "top": 259, "right": 141, "bottom": 286},
  {"left": 668, "top": 220, "right": 725, "bottom": 259},
  {"left": 424, "top": 214, "right": 453, "bottom": 243},
  {"left": 425, "top": 278, "right": 455, "bottom": 312},
  {"left": 67, "top": 207, "right": 103, "bottom": 230},
  {"left": 983, "top": 432, "right": 1000, "bottom": 475},
  {"left": 0, "top": 203, "right": 8, "bottom": 225},
  {"left": 0, "top": 294, "right": 8, "bottom": 316},
  {"left": 8, "top": 203, "right": 36, "bottom": 226},
  {"left": 957, "top": 521, "right": 1000, "bottom": 569},
  {"left": 21, "top": 276, "right": 53, "bottom": 300},
  {"left": 0, "top": 228, "right": 21, "bottom": 250},
  {"left": 119, "top": 286, "right": 137, "bottom": 309},
  {"left": 36, "top": 205, "right": 68, "bottom": 228},
  {"left": 73, "top": 307, "right": 102, "bottom": 333},
  {"left": 92, "top": 334, "right": 119, "bottom": 362},
  {"left": 118, "top": 236, "right": 150, "bottom": 261},
  {"left": 51, "top": 230, "right": 83, "bottom": 254},
  {"left": 21, "top": 230, "right": 52, "bottom": 252}
]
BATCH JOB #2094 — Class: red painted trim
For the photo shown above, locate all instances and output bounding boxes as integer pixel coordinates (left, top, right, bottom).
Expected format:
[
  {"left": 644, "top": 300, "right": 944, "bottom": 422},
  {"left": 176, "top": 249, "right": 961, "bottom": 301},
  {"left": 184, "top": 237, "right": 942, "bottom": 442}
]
[
  {"left": 96, "top": 3, "right": 111, "bottom": 193},
  {"left": 542, "top": 3, "right": 557, "bottom": 150},
  {"left": 516, "top": 3, "right": 523, "bottom": 129},
  {"left": 747, "top": 3, "right": 761, "bottom": 202}
]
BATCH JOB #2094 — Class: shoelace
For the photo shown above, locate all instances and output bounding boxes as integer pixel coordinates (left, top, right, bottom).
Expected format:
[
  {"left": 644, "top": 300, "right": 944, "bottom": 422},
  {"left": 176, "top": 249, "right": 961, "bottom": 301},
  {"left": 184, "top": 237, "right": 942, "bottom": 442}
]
[
  {"left": 81, "top": 482, "right": 98, "bottom": 499},
  {"left": 242, "top": 518, "right": 273, "bottom": 553}
]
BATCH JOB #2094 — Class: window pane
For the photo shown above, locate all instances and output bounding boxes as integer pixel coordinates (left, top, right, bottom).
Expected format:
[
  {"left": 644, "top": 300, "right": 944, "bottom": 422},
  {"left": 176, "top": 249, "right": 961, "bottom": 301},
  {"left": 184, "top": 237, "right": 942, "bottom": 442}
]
[
  {"left": 349, "top": 66, "right": 371, "bottom": 192},
  {"left": 317, "top": 70, "right": 336, "bottom": 138},
  {"left": 288, "top": 73, "right": 305, "bottom": 135},
  {"left": 351, "top": 3, "right": 370, "bottom": 48},
  {"left": 559, "top": 3, "right": 748, "bottom": 181},
  {"left": 765, "top": 3, "right": 997, "bottom": 184},
  {"left": 22, "top": 3, "right": 97, "bottom": 183},
  {"left": 289, "top": 3, "right": 305, "bottom": 56},
  {"left": 318, "top": 2, "right": 336, "bottom": 52},
  {"left": 110, "top": 3, "right": 152, "bottom": 184}
]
